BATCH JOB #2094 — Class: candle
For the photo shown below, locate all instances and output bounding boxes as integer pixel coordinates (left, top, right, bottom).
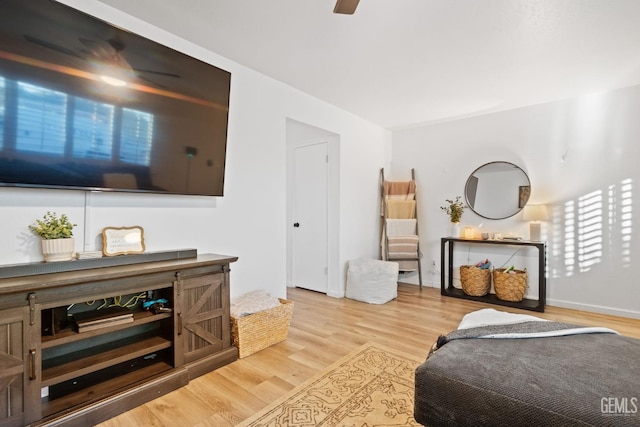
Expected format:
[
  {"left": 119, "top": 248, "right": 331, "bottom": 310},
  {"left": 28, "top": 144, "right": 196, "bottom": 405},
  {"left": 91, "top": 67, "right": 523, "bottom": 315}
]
[{"left": 463, "top": 226, "right": 474, "bottom": 239}]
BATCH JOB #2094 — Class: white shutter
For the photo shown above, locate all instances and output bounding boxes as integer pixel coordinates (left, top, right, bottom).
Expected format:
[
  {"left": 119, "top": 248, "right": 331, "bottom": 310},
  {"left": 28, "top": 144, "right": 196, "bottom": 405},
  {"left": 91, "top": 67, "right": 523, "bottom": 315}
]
[
  {"left": 0, "top": 77, "right": 4, "bottom": 149},
  {"left": 16, "top": 82, "right": 67, "bottom": 155},
  {"left": 72, "top": 97, "right": 114, "bottom": 160},
  {"left": 120, "top": 108, "right": 153, "bottom": 166}
]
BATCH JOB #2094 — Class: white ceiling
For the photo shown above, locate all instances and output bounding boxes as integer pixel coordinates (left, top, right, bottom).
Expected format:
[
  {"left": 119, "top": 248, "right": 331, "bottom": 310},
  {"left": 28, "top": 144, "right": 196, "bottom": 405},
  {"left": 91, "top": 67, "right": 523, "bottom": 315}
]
[{"left": 97, "top": 0, "right": 640, "bottom": 129}]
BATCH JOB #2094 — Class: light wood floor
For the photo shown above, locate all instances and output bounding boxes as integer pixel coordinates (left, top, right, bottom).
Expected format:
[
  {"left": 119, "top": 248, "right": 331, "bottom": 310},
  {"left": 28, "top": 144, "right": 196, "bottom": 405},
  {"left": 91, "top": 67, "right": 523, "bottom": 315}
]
[{"left": 97, "top": 284, "right": 640, "bottom": 427}]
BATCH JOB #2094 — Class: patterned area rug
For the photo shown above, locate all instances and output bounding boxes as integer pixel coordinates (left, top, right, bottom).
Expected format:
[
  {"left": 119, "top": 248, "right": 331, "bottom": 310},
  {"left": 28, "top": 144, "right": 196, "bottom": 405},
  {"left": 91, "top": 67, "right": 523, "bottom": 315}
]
[{"left": 237, "top": 343, "right": 424, "bottom": 426}]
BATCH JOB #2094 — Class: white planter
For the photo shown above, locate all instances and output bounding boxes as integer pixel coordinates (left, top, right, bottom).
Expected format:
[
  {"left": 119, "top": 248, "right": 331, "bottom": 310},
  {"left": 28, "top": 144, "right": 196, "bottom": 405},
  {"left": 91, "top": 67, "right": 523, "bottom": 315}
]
[
  {"left": 451, "top": 222, "right": 460, "bottom": 238},
  {"left": 41, "top": 238, "right": 75, "bottom": 262}
]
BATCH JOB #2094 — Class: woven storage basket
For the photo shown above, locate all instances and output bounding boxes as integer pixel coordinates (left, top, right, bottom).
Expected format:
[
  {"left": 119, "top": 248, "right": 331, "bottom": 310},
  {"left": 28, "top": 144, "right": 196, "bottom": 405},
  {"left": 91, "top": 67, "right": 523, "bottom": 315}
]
[
  {"left": 459, "top": 265, "right": 491, "bottom": 296},
  {"left": 493, "top": 268, "right": 528, "bottom": 302},
  {"left": 231, "top": 298, "right": 294, "bottom": 358}
]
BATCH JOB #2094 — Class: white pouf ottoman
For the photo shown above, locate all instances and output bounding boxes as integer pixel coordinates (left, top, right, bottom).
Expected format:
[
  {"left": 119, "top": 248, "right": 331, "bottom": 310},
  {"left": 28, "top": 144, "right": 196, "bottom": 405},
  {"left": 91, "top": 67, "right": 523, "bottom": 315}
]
[{"left": 346, "top": 259, "right": 399, "bottom": 304}]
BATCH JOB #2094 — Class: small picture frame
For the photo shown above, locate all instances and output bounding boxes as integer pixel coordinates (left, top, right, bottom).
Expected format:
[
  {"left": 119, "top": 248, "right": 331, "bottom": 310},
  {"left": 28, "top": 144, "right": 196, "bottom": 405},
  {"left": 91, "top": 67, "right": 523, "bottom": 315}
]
[
  {"left": 519, "top": 186, "right": 531, "bottom": 208},
  {"left": 102, "top": 226, "right": 145, "bottom": 256}
]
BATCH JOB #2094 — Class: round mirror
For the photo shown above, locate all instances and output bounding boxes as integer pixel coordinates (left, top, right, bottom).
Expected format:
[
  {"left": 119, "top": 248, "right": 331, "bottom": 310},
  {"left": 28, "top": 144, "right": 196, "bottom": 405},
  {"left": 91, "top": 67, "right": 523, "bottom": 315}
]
[{"left": 465, "top": 161, "right": 531, "bottom": 220}]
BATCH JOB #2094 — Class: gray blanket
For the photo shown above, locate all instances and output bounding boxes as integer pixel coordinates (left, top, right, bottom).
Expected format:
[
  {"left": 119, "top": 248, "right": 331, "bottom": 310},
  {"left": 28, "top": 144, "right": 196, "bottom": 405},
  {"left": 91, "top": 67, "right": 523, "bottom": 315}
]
[
  {"left": 415, "top": 322, "right": 640, "bottom": 426},
  {"left": 433, "top": 321, "right": 617, "bottom": 351}
]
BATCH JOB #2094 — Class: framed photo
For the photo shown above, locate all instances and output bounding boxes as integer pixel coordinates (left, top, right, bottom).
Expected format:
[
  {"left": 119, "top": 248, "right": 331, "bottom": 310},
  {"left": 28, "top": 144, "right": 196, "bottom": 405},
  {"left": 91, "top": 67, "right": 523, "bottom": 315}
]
[
  {"left": 102, "top": 226, "right": 145, "bottom": 256},
  {"left": 519, "top": 186, "right": 531, "bottom": 208}
]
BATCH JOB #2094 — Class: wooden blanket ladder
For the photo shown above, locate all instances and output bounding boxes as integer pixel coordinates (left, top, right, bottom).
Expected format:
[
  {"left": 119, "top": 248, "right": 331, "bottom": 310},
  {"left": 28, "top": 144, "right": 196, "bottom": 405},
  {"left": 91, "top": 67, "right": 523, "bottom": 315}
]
[{"left": 380, "top": 168, "right": 423, "bottom": 288}]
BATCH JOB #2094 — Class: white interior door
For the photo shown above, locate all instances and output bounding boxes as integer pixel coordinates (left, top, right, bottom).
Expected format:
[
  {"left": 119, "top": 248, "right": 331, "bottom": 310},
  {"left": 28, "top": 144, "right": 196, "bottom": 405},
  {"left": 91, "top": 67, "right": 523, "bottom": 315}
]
[{"left": 292, "top": 142, "right": 328, "bottom": 293}]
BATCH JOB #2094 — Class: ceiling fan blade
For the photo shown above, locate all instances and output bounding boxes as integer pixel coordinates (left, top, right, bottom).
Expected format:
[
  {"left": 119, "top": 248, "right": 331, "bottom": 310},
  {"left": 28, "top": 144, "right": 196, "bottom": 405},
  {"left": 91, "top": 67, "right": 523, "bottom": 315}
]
[
  {"left": 132, "top": 68, "right": 181, "bottom": 78},
  {"left": 79, "top": 37, "right": 117, "bottom": 62},
  {"left": 135, "top": 74, "right": 169, "bottom": 89},
  {"left": 23, "top": 35, "right": 85, "bottom": 60},
  {"left": 82, "top": 37, "right": 181, "bottom": 79},
  {"left": 334, "top": 0, "right": 360, "bottom": 15},
  {"left": 25, "top": 34, "right": 180, "bottom": 82}
]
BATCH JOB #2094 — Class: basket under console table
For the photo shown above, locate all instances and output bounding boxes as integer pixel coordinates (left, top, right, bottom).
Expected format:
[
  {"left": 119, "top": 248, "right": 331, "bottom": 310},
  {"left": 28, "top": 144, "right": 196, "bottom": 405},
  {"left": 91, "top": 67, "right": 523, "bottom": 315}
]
[{"left": 440, "top": 237, "right": 546, "bottom": 312}]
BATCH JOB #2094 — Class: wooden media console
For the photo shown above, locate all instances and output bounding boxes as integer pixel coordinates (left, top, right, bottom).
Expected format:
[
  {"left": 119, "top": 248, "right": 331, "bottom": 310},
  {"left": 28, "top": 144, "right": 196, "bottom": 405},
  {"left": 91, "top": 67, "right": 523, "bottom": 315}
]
[{"left": 0, "top": 253, "right": 238, "bottom": 426}]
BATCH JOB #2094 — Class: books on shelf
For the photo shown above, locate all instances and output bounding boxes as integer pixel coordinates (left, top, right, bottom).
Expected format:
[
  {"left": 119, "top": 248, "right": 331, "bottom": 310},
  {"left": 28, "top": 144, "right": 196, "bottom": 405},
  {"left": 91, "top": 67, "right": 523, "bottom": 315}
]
[
  {"left": 73, "top": 306, "right": 134, "bottom": 333},
  {"left": 76, "top": 316, "right": 134, "bottom": 332}
]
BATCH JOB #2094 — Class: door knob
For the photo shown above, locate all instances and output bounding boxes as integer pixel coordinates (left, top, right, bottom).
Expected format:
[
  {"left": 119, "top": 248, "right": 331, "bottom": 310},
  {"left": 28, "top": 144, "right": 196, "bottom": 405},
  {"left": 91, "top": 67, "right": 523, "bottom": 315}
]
[{"left": 293, "top": 222, "right": 300, "bottom": 228}]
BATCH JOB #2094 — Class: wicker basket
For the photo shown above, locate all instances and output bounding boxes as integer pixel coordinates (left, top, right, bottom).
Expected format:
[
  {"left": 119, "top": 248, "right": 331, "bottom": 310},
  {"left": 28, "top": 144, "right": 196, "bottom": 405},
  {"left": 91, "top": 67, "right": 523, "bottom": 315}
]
[
  {"left": 493, "top": 268, "right": 528, "bottom": 302},
  {"left": 460, "top": 265, "right": 491, "bottom": 296},
  {"left": 230, "top": 298, "right": 294, "bottom": 358}
]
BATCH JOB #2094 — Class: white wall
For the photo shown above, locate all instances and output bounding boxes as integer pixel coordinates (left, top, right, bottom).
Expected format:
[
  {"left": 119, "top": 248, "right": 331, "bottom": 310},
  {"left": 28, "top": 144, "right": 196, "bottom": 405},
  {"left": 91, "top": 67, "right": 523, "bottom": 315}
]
[
  {"left": 1, "top": 0, "right": 389, "bottom": 300},
  {"left": 392, "top": 84, "right": 640, "bottom": 318}
]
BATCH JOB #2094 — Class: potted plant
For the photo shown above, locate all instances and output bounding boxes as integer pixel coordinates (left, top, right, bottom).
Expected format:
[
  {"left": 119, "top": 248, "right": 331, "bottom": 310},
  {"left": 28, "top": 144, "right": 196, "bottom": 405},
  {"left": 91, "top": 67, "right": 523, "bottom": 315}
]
[
  {"left": 29, "top": 211, "right": 77, "bottom": 262},
  {"left": 441, "top": 196, "right": 465, "bottom": 237}
]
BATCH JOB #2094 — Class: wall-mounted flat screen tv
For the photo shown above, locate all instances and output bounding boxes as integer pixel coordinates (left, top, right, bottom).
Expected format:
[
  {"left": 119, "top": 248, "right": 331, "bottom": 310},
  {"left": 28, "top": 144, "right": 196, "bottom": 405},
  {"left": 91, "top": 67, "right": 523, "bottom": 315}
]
[{"left": 0, "top": 0, "right": 231, "bottom": 196}]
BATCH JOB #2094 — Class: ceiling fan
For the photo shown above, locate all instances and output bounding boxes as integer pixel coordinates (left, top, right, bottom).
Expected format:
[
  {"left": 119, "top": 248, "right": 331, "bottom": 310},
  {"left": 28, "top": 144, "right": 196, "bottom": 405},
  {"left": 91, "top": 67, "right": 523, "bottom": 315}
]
[
  {"left": 23, "top": 34, "right": 180, "bottom": 87},
  {"left": 333, "top": 0, "right": 360, "bottom": 15}
]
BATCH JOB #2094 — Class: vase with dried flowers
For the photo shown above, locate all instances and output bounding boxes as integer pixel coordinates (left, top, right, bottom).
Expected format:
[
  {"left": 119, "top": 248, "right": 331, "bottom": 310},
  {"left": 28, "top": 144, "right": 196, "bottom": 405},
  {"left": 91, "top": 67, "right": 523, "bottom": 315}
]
[{"left": 441, "top": 196, "right": 465, "bottom": 237}]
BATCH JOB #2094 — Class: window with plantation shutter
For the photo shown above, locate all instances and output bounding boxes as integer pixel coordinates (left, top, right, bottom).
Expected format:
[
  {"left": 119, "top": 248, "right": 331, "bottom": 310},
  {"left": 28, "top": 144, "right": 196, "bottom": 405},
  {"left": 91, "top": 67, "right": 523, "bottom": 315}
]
[
  {"left": 5, "top": 79, "right": 155, "bottom": 167},
  {"left": 120, "top": 108, "right": 153, "bottom": 166},
  {"left": 16, "top": 82, "right": 67, "bottom": 155},
  {"left": 72, "top": 97, "right": 114, "bottom": 160},
  {"left": 0, "top": 77, "right": 4, "bottom": 149},
  {"left": 0, "top": 77, "right": 6, "bottom": 150}
]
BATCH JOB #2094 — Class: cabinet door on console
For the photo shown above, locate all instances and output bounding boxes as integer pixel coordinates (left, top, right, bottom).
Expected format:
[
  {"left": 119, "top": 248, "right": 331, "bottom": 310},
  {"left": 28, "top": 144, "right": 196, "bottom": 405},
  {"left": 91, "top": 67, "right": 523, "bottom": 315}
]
[
  {"left": 174, "top": 271, "right": 231, "bottom": 366},
  {"left": 0, "top": 306, "right": 41, "bottom": 426}
]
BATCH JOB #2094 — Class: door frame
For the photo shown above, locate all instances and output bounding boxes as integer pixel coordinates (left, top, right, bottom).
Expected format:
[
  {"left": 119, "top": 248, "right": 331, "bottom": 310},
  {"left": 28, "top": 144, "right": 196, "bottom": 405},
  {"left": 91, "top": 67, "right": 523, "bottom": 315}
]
[{"left": 286, "top": 119, "right": 341, "bottom": 297}]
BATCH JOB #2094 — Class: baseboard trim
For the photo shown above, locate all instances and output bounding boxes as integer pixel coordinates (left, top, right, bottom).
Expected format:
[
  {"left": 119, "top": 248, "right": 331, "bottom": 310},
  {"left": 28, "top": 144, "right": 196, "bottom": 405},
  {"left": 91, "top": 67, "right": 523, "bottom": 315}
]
[
  {"left": 547, "top": 298, "right": 640, "bottom": 320},
  {"left": 398, "top": 281, "right": 439, "bottom": 288},
  {"left": 327, "top": 290, "right": 344, "bottom": 298},
  {"left": 397, "top": 283, "right": 640, "bottom": 320}
]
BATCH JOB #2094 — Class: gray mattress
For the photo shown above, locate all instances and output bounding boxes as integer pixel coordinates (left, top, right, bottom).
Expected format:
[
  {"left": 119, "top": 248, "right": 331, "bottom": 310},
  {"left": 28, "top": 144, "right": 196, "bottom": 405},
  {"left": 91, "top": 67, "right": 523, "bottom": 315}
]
[{"left": 414, "top": 325, "right": 640, "bottom": 426}]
